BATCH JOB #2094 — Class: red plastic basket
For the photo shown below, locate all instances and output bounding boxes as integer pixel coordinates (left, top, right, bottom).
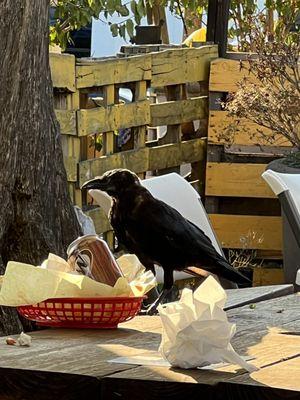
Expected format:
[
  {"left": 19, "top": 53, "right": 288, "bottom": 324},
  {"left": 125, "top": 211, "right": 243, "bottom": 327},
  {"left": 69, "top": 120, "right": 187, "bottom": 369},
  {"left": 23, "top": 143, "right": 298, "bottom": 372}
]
[{"left": 17, "top": 297, "right": 144, "bottom": 329}]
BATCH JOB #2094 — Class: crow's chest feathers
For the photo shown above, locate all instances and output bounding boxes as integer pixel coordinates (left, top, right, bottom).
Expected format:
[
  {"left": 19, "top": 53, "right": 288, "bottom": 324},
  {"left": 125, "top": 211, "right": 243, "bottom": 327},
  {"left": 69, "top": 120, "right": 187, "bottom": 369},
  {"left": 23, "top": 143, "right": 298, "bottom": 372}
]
[{"left": 109, "top": 194, "right": 144, "bottom": 250}]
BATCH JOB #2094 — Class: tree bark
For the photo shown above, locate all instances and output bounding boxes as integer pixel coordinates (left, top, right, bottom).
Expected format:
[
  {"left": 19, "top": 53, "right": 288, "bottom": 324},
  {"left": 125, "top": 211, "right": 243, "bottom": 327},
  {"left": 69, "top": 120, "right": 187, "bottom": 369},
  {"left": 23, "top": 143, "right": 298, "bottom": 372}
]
[
  {"left": 152, "top": 3, "right": 169, "bottom": 44},
  {"left": 0, "top": 0, "right": 81, "bottom": 334}
]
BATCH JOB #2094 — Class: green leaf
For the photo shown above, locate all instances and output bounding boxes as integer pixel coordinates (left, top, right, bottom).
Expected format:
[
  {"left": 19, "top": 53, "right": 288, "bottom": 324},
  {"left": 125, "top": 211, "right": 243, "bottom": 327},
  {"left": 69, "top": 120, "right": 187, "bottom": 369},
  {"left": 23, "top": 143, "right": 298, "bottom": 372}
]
[
  {"left": 116, "top": 5, "right": 130, "bottom": 16},
  {"left": 135, "top": 12, "right": 141, "bottom": 25},
  {"left": 107, "top": 0, "right": 115, "bottom": 15},
  {"left": 126, "top": 19, "right": 134, "bottom": 38},
  {"left": 130, "top": 0, "right": 137, "bottom": 14},
  {"left": 119, "top": 24, "right": 126, "bottom": 39},
  {"left": 137, "top": 0, "right": 146, "bottom": 17},
  {"left": 110, "top": 23, "right": 119, "bottom": 36}
]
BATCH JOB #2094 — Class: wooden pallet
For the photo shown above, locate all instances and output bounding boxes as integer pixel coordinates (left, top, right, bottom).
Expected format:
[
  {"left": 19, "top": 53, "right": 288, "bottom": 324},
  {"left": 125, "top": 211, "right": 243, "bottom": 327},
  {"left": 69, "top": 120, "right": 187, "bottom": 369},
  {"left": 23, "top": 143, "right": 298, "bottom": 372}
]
[
  {"left": 49, "top": 46, "right": 218, "bottom": 246},
  {"left": 205, "top": 57, "right": 294, "bottom": 261},
  {"left": 51, "top": 52, "right": 82, "bottom": 206}
]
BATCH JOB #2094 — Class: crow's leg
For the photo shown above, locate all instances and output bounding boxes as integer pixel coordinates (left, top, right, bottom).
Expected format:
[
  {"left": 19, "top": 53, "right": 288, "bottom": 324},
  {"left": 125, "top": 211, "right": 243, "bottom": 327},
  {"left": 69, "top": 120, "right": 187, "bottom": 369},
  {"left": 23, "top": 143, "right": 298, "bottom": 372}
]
[
  {"left": 145, "top": 267, "right": 174, "bottom": 315},
  {"left": 136, "top": 256, "right": 160, "bottom": 308}
]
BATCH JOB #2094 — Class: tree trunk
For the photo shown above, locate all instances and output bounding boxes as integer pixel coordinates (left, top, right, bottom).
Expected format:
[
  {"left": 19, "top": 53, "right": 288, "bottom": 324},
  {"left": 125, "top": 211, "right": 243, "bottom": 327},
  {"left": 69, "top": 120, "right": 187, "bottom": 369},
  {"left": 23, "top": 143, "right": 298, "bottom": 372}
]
[
  {"left": 152, "top": 3, "right": 169, "bottom": 44},
  {"left": 0, "top": 0, "right": 81, "bottom": 334}
]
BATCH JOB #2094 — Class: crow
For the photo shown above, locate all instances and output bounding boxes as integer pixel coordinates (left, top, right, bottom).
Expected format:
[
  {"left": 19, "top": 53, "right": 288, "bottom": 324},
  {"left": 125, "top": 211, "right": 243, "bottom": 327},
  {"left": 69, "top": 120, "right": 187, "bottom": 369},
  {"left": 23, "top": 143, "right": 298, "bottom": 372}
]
[{"left": 82, "top": 169, "right": 249, "bottom": 313}]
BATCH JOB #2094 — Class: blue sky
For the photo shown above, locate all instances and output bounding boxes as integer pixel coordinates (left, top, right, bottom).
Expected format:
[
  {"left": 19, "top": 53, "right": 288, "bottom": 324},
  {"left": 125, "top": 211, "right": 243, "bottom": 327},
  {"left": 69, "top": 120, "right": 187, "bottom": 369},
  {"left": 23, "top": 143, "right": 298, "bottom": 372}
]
[{"left": 91, "top": 9, "right": 184, "bottom": 57}]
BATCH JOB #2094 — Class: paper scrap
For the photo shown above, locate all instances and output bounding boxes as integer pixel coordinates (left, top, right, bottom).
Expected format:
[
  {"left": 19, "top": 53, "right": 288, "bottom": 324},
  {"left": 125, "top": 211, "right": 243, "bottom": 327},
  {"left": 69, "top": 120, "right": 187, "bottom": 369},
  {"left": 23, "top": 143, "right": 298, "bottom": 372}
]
[
  {"left": 0, "top": 258, "right": 155, "bottom": 307},
  {"left": 109, "top": 352, "right": 255, "bottom": 370},
  {"left": 158, "top": 276, "right": 259, "bottom": 372}
]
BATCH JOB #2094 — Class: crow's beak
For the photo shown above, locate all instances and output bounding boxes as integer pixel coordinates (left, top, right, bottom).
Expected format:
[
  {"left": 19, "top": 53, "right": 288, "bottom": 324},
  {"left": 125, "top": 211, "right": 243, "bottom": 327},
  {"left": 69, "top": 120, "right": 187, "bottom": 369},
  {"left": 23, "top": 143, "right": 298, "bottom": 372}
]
[{"left": 81, "top": 178, "right": 107, "bottom": 191}]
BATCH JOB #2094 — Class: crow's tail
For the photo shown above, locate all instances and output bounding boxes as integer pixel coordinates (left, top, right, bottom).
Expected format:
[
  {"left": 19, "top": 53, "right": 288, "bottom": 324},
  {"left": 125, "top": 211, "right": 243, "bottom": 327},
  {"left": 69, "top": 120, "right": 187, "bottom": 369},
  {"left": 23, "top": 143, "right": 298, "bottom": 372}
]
[{"left": 214, "top": 257, "right": 250, "bottom": 285}]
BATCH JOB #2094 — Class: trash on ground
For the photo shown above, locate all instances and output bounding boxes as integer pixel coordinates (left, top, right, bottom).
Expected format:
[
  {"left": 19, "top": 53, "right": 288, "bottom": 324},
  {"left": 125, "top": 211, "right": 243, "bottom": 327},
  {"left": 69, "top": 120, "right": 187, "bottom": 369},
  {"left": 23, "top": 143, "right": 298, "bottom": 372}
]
[
  {"left": 6, "top": 338, "right": 16, "bottom": 346},
  {"left": 17, "top": 332, "right": 32, "bottom": 347}
]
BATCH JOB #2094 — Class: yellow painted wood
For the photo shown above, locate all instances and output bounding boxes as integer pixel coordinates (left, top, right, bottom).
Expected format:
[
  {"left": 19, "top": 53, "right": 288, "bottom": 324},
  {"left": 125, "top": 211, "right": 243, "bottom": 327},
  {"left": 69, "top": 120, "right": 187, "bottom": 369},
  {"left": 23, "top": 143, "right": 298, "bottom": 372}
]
[
  {"left": 209, "top": 214, "right": 282, "bottom": 251},
  {"left": 208, "top": 111, "right": 291, "bottom": 146},
  {"left": 209, "top": 58, "right": 258, "bottom": 93},
  {"left": 63, "top": 157, "right": 78, "bottom": 182},
  {"left": 76, "top": 55, "right": 152, "bottom": 88},
  {"left": 151, "top": 96, "right": 207, "bottom": 126},
  {"left": 102, "top": 85, "right": 116, "bottom": 155},
  {"left": 151, "top": 46, "right": 218, "bottom": 87},
  {"left": 134, "top": 81, "right": 147, "bottom": 150},
  {"left": 68, "top": 184, "right": 82, "bottom": 208},
  {"left": 77, "top": 100, "right": 151, "bottom": 136},
  {"left": 50, "top": 53, "right": 76, "bottom": 92},
  {"left": 253, "top": 268, "right": 285, "bottom": 286},
  {"left": 66, "top": 90, "right": 80, "bottom": 110},
  {"left": 55, "top": 110, "right": 77, "bottom": 136},
  {"left": 79, "top": 138, "right": 206, "bottom": 186},
  {"left": 74, "top": 189, "right": 83, "bottom": 208},
  {"left": 61, "top": 136, "right": 80, "bottom": 182},
  {"left": 205, "top": 162, "right": 275, "bottom": 198}
]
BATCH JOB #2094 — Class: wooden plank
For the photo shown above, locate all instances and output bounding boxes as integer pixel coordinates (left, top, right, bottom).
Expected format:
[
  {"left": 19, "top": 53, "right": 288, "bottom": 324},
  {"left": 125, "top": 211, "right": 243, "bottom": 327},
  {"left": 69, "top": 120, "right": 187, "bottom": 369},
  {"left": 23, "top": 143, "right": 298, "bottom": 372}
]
[
  {"left": 134, "top": 81, "right": 147, "bottom": 150},
  {"left": 157, "top": 84, "right": 182, "bottom": 175},
  {"left": 77, "top": 100, "right": 150, "bottom": 136},
  {"left": 205, "top": 162, "right": 275, "bottom": 198},
  {"left": 61, "top": 136, "right": 80, "bottom": 182},
  {"left": 55, "top": 110, "right": 77, "bottom": 136},
  {"left": 102, "top": 295, "right": 300, "bottom": 399},
  {"left": 0, "top": 318, "right": 163, "bottom": 400},
  {"left": 151, "top": 46, "right": 218, "bottom": 87},
  {"left": 134, "top": 81, "right": 148, "bottom": 179},
  {"left": 101, "top": 85, "right": 117, "bottom": 248},
  {"left": 224, "top": 284, "right": 294, "bottom": 310},
  {"left": 151, "top": 96, "right": 207, "bottom": 126},
  {"left": 50, "top": 53, "right": 75, "bottom": 92},
  {"left": 209, "top": 214, "right": 283, "bottom": 250},
  {"left": 209, "top": 58, "right": 256, "bottom": 93},
  {"left": 76, "top": 54, "right": 152, "bottom": 88},
  {"left": 229, "top": 356, "right": 300, "bottom": 395},
  {"left": 102, "top": 84, "right": 116, "bottom": 155},
  {"left": 79, "top": 138, "right": 206, "bottom": 186},
  {"left": 0, "top": 294, "right": 299, "bottom": 399},
  {"left": 208, "top": 110, "right": 291, "bottom": 146},
  {"left": 253, "top": 268, "right": 285, "bottom": 286}
]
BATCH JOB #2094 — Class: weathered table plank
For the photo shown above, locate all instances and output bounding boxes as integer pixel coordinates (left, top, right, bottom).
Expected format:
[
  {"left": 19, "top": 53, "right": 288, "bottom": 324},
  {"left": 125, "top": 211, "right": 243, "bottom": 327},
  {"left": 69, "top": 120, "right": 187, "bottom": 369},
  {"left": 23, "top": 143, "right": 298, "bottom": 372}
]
[
  {"left": 103, "top": 294, "right": 300, "bottom": 399},
  {"left": 224, "top": 284, "right": 294, "bottom": 310},
  {"left": 0, "top": 293, "right": 298, "bottom": 399}
]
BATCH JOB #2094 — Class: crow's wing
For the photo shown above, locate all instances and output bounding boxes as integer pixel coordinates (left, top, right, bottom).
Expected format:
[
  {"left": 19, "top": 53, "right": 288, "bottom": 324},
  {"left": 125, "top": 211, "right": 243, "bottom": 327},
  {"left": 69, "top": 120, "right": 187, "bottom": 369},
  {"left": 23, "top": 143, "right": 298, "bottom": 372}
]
[
  {"left": 122, "top": 194, "right": 248, "bottom": 284},
  {"left": 124, "top": 195, "right": 221, "bottom": 265}
]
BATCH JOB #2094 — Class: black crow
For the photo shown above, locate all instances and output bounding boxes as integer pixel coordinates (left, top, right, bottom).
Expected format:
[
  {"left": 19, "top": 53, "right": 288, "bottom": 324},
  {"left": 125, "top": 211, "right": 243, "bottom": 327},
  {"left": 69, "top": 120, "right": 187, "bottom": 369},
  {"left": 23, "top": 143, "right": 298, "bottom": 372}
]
[{"left": 82, "top": 169, "right": 249, "bottom": 313}]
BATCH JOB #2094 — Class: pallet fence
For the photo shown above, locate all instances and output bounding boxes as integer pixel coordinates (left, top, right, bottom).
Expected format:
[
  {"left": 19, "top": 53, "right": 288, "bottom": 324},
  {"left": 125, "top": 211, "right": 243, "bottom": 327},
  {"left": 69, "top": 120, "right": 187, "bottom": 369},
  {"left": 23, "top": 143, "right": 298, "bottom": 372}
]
[
  {"left": 51, "top": 48, "right": 289, "bottom": 283},
  {"left": 206, "top": 55, "right": 294, "bottom": 282},
  {"left": 51, "top": 45, "right": 218, "bottom": 245}
]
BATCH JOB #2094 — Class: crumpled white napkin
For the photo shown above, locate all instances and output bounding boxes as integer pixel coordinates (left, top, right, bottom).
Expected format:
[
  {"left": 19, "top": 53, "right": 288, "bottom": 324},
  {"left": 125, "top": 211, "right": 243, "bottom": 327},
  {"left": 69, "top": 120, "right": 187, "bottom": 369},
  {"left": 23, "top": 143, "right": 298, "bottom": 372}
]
[{"left": 158, "top": 276, "right": 258, "bottom": 372}]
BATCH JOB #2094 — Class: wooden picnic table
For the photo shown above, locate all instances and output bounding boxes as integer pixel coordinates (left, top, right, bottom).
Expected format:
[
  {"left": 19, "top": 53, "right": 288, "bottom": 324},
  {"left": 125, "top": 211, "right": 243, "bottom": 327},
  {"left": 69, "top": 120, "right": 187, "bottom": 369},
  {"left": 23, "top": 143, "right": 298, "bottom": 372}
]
[{"left": 0, "top": 284, "right": 299, "bottom": 400}]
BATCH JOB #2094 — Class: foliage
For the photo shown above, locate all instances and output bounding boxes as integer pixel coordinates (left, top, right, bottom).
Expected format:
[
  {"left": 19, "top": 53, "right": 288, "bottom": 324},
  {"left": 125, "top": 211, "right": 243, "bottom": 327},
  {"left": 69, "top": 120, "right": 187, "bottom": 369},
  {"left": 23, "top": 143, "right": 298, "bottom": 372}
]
[
  {"left": 225, "top": 11, "right": 300, "bottom": 149},
  {"left": 50, "top": 0, "right": 146, "bottom": 47},
  {"left": 50, "top": 0, "right": 299, "bottom": 52}
]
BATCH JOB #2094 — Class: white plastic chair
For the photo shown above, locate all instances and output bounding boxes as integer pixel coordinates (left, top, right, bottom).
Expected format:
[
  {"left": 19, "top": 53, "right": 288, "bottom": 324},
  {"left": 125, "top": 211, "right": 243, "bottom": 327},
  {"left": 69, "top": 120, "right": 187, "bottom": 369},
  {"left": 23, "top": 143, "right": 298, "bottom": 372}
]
[
  {"left": 89, "top": 173, "right": 224, "bottom": 284},
  {"left": 262, "top": 169, "right": 300, "bottom": 286}
]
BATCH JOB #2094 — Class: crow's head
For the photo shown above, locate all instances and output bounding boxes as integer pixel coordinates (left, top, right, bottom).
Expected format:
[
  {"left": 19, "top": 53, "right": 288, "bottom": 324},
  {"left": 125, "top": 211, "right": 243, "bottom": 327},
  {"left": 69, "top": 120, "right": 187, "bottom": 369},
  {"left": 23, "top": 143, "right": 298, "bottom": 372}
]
[{"left": 81, "top": 169, "right": 141, "bottom": 197}]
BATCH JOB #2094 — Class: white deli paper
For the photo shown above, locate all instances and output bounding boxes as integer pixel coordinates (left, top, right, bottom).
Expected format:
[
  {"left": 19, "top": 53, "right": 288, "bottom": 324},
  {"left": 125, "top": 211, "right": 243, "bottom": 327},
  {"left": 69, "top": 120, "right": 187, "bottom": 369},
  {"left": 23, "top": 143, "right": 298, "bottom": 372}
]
[{"left": 158, "top": 276, "right": 258, "bottom": 372}]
